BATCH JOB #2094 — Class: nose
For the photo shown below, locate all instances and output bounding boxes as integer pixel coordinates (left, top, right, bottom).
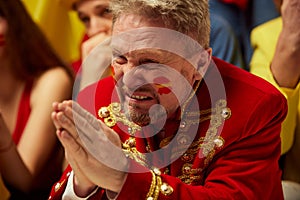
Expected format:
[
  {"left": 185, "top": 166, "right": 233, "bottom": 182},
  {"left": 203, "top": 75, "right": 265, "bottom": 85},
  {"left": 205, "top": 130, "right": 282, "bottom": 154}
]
[
  {"left": 113, "top": 57, "right": 139, "bottom": 81},
  {"left": 122, "top": 60, "right": 138, "bottom": 73},
  {"left": 87, "top": 16, "right": 111, "bottom": 37}
]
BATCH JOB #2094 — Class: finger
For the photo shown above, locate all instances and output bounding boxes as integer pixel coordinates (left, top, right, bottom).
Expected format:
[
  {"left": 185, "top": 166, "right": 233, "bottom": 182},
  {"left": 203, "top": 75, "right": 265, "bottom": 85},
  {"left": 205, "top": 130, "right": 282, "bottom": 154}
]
[
  {"left": 52, "top": 101, "right": 70, "bottom": 129},
  {"left": 55, "top": 101, "right": 103, "bottom": 148},
  {"left": 56, "top": 129, "right": 88, "bottom": 161},
  {"left": 56, "top": 111, "right": 80, "bottom": 142},
  {"left": 65, "top": 101, "right": 127, "bottom": 170},
  {"left": 52, "top": 102, "right": 60, "bottom": 112},
  {"left": 71, "top": 101, "right": 100, "bottom": 131},
  {"left": 57, "top": 129, "right": 97, "bottom": 188},
  {"left": 57, "top": 101, "right": 74, "bottom": 123},
  {"left": 51, "top": 111, "right": 62, "bottom": 130}
]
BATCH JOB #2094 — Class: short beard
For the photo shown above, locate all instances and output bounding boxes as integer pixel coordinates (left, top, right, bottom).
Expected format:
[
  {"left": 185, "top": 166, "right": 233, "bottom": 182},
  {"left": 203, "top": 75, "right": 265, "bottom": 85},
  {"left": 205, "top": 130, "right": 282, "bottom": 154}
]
[
  {"left": 125, "top": 104, "right": 167, "bottom": 127},
  {"left": 127, "top": 111, "right": 151, "bottom": 126}
]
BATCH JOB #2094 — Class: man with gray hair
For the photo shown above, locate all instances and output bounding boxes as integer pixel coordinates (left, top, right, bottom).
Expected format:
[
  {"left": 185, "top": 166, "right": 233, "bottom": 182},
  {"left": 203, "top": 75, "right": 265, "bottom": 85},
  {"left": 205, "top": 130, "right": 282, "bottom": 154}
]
[{"left": 49, "top": 0, "right": 287, "bottom": 199}]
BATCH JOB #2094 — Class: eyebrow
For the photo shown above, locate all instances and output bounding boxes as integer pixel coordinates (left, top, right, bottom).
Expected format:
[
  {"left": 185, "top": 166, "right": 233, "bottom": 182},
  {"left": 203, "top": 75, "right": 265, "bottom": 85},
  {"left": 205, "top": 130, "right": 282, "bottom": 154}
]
[
  {"left": 111, "top": 46, "right": 122, "bottom": 55},
  {"left": 77, "top": 2, "right": 109, "bottom": 14},
  {"left": 94, "top": 4, "right": 109, "bottom": 9}
]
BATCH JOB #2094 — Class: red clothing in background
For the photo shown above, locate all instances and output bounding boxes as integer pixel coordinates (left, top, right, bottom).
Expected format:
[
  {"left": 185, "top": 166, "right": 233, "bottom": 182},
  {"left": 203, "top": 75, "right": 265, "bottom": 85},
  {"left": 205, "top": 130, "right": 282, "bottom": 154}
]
[
  {"left": 221, "top": 0, "right": 249, "bottom": 10},
  {"left": 12, "top": 82, "right": 32, "bottom": 145}
]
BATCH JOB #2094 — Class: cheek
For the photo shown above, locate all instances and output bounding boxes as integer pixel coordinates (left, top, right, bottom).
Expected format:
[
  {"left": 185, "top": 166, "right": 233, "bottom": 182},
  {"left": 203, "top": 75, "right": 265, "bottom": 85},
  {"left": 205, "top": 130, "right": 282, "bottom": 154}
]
[
  {"left": 181, "top": 69, "right": 195, "bottom": 84},
  {"left": 159, "top": 93, "right": 180, "bottom": 114},
  {"left": 104, "top": 19, "right": 113, "bottom": 29},
  {"left": 112, "top": 65, "right": 123, "bottom": 81}
]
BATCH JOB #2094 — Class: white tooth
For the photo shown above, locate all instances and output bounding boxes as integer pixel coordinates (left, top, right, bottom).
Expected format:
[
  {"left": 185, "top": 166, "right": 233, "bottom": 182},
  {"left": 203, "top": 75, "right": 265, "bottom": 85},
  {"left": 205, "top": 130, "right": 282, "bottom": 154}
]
[{"left": 132, "top": 95, "right": 147, "bottom": 100}]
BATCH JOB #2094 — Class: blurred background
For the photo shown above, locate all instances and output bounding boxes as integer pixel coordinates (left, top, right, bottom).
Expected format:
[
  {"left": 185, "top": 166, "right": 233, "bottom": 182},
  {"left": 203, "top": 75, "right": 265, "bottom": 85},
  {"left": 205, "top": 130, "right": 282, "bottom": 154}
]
[{"left": 22, "top": 0, "right": 84, "bottom": 63}]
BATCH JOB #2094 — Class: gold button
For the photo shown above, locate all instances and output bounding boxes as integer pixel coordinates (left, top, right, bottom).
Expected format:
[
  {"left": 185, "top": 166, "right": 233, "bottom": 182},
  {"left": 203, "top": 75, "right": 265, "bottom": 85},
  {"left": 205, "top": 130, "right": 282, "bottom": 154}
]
[
  {"left": 54, "top": 182, "right": 61, "bottom": 192},
  {"left": 125, "top": 137, "right": 136, "bottom": 148},
  {"left": 153, "top": 168, "right": 161, "bottom": 176},
  {"left": 98, "top": 107, "right": 110, "bottom": 118},
  {"left": 214, "top": 138, "right": 224, "bottom": 148},
  {"left": 160, "top": 183, "right": 173, "bottom": 195},
  {"left": 221, "top": 108, "right": 231, "bottom": 119}
]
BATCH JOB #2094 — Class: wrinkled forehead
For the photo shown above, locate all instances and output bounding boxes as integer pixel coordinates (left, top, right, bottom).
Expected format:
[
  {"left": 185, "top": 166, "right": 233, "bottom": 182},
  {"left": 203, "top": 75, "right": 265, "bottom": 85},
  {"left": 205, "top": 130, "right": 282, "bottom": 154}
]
[{"left": 111, "top": 27, "right": 206, "bottom": 67}]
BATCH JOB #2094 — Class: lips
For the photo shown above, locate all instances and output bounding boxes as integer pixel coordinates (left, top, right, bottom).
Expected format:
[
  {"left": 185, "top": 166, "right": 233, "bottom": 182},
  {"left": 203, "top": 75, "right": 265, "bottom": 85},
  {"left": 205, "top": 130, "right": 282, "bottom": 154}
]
[
  {"left": 127, "top": 91, "right": 155, "bottom": 103},
  {"left": 130, "top": 93, "right": 153, "bottom": 101},
  {"left": 124, "top": 88, "right": 158, "bottom": 112}
]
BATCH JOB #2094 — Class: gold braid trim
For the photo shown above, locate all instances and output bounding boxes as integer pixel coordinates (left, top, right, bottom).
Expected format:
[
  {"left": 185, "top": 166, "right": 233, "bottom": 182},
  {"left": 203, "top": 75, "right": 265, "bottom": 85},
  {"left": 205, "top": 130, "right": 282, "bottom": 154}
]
[
  {"left": 146, "top": 168, "right": 173, "bottom": 200},
  {"left": 146, "top": 169, "right": 162, "bottom": 200},
  {"left": 146, "top": 170, "right": 157, "bottom": 199},
  {"left": 122, "top": 137, "right": 149, "bottom": 168}
]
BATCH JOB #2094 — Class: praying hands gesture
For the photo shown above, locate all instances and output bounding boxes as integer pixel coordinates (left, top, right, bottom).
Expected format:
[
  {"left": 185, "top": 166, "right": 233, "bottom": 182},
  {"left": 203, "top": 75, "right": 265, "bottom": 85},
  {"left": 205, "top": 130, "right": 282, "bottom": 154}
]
[{"left": 51, "top": 100, "right": 128, "bottom": 197}]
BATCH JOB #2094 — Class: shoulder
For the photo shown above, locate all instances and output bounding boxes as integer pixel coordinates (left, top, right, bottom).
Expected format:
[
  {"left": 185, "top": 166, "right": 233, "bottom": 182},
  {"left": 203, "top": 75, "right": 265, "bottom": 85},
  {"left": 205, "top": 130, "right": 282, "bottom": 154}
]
[
  {"left": 35, "top": 67, "right": 72, "bottom": 85},
  {"left": 213, "top": 57, "right": 284, "bottom": 97},
  {"left": 211, "top": 57, "right": 287, "bottom": 137},
  {"left": 212, "top": 57, "right": 287, "bottom": 123},
  {"left": 31, "top": 67, "right": 73, "bottom": 105}
]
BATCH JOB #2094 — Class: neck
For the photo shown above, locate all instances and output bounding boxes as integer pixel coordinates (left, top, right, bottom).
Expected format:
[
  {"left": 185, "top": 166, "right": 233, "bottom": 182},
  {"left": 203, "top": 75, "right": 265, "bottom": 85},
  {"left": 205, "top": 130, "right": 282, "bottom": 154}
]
[{"left": 0, "top": 62, "right": 24, "bottom": 103}]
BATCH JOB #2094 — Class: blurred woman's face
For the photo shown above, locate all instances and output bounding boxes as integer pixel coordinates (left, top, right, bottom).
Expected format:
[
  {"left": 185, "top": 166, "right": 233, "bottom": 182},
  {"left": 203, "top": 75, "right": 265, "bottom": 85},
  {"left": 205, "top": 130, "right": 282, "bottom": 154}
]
[
  {"left": 0, "top": 16, "right": 8, "bottom": 56},
  {"left": 75, "top": 0, "right": 112, "bottom": 37}
]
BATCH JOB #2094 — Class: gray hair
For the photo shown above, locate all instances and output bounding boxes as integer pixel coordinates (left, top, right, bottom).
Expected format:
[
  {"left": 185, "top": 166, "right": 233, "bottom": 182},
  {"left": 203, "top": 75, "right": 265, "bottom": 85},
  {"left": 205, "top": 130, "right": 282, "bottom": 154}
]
[{"left": 110, "top": 0, "right": 210, "bottom": 48}]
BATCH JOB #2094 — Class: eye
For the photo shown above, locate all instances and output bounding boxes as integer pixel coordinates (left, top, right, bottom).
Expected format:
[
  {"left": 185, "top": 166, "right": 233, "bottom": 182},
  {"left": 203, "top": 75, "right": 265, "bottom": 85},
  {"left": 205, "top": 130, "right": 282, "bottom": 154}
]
[
  {"left": 139, "top": 58, "right": 159, "bottom": 65},
  {"left": 96, "top": 7, "right": 112, "bottom": 19},
  {"left": 102, "top": 8, "right": 112, "bottom": 18},
  {"left": 113, "top": 55, "right": 127, "bottom": 65},
  {"left": 78, "top": 14, "right": 90, "bottom": 27}
]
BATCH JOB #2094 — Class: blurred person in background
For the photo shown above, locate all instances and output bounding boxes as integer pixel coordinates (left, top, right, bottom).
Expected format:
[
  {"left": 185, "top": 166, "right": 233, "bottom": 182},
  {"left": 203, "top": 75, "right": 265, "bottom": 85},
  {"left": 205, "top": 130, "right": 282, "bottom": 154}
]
[
  {"left": 0, "top": 0, "right": 73, "bottom": 199},
  {"left": 62, "top": 0, "right": 113, "bottom": 95},
  {"left": 250, "top": 0, "right": 300, "bottom": 198},
  {"left": 209, "top": 0, "right": 279, "bottom": 70}
]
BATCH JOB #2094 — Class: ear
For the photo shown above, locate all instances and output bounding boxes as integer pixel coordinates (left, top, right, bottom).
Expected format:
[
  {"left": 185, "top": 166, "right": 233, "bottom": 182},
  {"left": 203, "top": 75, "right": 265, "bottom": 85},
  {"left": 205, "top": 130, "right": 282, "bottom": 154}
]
[{"left": 194, "top": 48, "right": 212, "bottom": 81}]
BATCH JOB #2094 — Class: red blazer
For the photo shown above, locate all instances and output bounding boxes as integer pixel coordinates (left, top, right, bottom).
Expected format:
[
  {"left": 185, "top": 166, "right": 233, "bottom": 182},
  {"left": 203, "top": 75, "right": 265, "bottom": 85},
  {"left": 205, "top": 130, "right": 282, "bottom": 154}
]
[{"left": 49, "top": 57, "right": 287, "bottom": 200}]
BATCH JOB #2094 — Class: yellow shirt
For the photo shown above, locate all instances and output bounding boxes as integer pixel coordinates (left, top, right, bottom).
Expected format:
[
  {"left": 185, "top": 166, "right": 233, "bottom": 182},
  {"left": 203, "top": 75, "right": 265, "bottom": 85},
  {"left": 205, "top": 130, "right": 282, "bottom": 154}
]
[
  {"left": 250, "top": 17, "right": 300, "bottom": 154},
  {"left": 22, "top": 0, "right": 85, "bottom": 63}
]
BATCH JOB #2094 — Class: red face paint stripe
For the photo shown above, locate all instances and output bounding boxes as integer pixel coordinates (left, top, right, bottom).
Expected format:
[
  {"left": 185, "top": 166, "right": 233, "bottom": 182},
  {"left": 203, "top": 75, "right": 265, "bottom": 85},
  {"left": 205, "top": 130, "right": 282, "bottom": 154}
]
[{"left": 153, "top": 77, "right": 172, "bottom": 95}]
